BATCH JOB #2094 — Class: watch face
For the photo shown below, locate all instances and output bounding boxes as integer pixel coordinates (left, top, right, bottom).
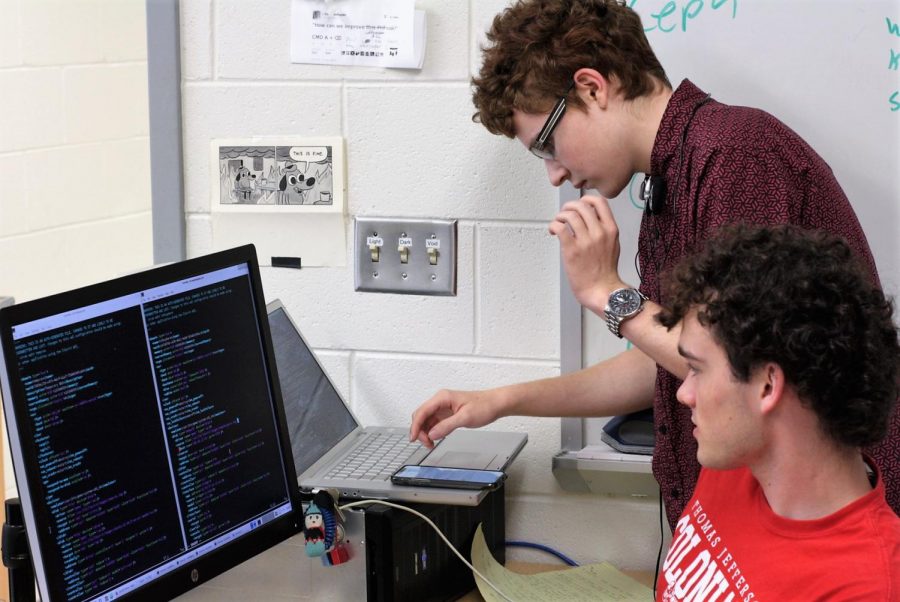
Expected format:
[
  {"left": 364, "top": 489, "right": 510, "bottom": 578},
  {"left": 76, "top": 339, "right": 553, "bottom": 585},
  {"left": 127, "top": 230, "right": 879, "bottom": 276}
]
[{"left": 609, "top": 289, "right": 642, "bottom": 315}]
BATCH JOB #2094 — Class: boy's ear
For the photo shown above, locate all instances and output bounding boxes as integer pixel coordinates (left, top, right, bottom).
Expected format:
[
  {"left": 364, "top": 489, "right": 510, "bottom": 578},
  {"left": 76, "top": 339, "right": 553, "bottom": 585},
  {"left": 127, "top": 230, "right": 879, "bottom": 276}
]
[
  {"left": 757, "top": 362, "right": 785, "bottom": 415},
  {"left": 573, "top": 68, "right": 611, "bottom": 107}
]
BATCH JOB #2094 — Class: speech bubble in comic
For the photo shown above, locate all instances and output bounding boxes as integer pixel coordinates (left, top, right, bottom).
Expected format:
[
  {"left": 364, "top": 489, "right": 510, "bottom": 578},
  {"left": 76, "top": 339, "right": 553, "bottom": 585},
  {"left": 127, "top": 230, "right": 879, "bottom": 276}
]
[{"left": 289, "top": 146, "right": 329, "bottom": 163}]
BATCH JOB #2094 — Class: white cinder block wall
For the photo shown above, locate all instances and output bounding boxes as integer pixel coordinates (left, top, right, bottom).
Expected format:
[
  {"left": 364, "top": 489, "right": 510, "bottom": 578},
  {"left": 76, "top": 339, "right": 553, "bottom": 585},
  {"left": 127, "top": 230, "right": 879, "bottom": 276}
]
[
  {"left": 181, "top": 0, "right": 660, "bottom": 596},
  {"left": 0, "top": 0, "right": 153, "bottom": 501}
]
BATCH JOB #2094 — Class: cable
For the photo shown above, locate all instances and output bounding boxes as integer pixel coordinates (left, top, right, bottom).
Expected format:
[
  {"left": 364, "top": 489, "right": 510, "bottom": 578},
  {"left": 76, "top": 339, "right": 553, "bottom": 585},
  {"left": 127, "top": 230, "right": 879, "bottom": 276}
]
[
  {"left": 338, "top": 499, "right": 515, "bottom": 602},
  {"left": 653, "top": 487, "right": 664, "bottom": 599},
  {"left": 505, "top": 540, "right": 578, "bottom": 566}
]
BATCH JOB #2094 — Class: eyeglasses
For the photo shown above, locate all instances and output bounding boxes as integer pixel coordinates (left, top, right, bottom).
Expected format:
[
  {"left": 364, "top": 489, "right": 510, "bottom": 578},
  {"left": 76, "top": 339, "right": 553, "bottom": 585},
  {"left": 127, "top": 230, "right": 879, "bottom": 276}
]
[{"left": 528, "top": 79, "right": 577, "bottom": 160}]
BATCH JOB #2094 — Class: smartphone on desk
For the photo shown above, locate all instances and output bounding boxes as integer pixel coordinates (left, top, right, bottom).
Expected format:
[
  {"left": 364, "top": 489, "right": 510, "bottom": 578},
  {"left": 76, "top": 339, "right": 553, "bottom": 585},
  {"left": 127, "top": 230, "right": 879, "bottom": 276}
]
[{"left": 391, "top": 465, "right": 506, "bottom": 490}]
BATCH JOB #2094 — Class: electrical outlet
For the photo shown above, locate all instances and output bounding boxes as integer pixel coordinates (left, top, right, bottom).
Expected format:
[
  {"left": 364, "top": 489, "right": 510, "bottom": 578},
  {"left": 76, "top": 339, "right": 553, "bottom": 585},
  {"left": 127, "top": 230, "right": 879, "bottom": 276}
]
[{"left": 354, "top": 217, "right": 457, "bottom": 295}]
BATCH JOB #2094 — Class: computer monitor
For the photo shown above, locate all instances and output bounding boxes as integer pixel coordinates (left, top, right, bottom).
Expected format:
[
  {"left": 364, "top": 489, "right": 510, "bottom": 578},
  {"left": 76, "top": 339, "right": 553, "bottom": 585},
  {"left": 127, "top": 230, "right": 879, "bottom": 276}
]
[{"left": 0, "top": 245, "right": 301, "bottom": 601}]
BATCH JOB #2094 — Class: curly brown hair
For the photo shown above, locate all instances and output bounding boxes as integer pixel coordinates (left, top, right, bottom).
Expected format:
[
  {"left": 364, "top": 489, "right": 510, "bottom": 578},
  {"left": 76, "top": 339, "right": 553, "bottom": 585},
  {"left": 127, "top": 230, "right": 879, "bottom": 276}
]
[
  {"left": 472, "top": 0, "right": 670, "bottom": 138},
  {"left": 656, "top": 224, "right": 899, "bottom": 449}
]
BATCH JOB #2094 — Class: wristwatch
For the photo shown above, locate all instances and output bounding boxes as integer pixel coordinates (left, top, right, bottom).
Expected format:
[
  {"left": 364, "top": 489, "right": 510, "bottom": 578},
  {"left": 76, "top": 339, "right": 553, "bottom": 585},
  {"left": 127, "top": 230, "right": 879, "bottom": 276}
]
[{"left": 604, "top": 287, "right": 648, "bottom": 338}]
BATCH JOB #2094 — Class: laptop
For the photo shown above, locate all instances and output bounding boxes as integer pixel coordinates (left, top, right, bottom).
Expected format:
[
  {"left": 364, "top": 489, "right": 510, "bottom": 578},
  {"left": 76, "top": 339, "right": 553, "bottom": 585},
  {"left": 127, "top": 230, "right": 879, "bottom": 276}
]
[{"left": 267, "top": 299, "right": 527, "bottom": 506}]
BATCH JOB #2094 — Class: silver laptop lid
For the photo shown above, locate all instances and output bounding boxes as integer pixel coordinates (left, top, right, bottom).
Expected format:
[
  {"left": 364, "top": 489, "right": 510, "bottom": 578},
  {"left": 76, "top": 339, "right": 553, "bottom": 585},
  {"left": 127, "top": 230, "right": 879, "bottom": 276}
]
[{"left": 266, "top": 299, "right": 360, "bottom": 478}]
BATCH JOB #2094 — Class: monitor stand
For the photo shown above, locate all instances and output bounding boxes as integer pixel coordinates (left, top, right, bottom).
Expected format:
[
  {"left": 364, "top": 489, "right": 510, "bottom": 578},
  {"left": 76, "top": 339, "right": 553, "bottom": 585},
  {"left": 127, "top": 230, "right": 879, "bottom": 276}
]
[{"left": 2, "top": 498, "right": 35, "bottom": 602}]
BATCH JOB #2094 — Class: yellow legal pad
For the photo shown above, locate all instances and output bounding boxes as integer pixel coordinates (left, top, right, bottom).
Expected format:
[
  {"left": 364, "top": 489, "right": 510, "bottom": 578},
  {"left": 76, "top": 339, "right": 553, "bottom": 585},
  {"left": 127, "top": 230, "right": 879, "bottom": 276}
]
[{"left": 471, "top": 525, "right": 654, "bottom": 602}]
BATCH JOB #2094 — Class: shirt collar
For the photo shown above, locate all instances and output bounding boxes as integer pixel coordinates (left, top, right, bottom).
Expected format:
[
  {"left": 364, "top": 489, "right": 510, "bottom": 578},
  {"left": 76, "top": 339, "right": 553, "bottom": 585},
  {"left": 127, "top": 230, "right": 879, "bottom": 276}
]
[
  {"left": 754, "top": 454, "right": 886, "bottom": 536},
  {"left": 650, "top": 79, "right": 711, "bottom": 178}
]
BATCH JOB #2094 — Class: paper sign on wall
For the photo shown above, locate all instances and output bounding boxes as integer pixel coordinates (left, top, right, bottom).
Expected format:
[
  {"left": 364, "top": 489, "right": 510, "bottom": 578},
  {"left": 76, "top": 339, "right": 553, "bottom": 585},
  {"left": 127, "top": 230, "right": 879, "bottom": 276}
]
[{"left": 291, "top": 0, "right": 426, "bottom": 69}]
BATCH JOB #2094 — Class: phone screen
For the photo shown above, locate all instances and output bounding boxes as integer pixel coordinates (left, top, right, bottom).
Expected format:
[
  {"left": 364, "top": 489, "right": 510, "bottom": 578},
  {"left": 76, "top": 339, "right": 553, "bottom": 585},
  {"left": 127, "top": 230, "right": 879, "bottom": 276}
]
[{"left": 391, "top": 465, "right": 506, "bottom": 490}]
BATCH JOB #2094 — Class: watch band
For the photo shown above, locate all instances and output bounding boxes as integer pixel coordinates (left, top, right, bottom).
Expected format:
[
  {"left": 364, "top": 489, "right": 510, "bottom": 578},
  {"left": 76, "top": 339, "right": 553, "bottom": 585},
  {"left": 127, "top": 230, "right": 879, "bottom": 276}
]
[
  {"left": 604, "top": 289, "right": 647, "bottom": 339},
  {"left": 606, "top": 312, "right": 625, "bottom": 339}
]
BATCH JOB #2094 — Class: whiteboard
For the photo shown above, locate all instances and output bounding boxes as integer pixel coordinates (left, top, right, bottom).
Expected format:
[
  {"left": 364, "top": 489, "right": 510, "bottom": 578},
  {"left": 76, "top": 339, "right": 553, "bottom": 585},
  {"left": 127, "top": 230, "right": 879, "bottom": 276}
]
[{"left": 575, "top": 0, "right": 900, "bottom": 445}]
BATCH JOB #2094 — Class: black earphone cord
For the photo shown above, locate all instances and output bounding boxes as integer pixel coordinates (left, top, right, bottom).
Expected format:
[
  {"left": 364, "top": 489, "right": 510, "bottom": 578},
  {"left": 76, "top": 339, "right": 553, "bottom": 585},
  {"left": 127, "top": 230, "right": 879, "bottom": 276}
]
[{"left": 635, "top": 94, "right": 712, "bottom": 293}]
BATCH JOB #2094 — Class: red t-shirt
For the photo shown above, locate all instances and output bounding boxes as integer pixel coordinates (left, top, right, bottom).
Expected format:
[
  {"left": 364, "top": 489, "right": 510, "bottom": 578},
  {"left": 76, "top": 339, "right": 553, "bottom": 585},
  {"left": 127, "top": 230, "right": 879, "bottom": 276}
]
[
  {"left": 640, "top": 79, "right": 896, "bottom": 528},
  {"left": 656, "top": 465, "right": 900, "bottom": 601}
]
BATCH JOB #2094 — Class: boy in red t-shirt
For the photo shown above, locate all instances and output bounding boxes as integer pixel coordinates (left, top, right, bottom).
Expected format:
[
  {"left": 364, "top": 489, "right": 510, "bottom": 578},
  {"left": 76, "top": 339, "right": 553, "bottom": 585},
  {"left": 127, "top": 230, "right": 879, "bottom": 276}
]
[{"left": 653, "top": 224, "right": 899, "bottom": 600}]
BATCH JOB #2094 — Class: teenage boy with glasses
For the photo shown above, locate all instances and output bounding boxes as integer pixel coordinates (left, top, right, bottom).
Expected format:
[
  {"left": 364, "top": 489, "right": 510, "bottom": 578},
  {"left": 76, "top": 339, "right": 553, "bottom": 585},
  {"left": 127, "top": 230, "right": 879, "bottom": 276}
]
[{"left": 408, "top": 0, "right": 898, "bottom": 529}]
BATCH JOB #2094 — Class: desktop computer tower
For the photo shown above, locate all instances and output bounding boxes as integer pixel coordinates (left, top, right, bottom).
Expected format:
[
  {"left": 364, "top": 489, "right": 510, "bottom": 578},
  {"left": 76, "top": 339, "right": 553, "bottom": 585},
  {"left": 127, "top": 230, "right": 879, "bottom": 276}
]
[
  {"left": 307, "top": 486, "right": 505, "bottom": 601},
  {"left": 363, "top": 486, "right": 506, "bottom": 601}
]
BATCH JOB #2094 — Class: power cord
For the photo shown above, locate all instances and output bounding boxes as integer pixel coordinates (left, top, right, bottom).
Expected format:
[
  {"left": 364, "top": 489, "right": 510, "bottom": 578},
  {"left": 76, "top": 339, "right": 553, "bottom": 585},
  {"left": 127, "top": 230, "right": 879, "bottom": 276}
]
[{"left": 338, "top": 499, "right": 515, "bottom": 602}]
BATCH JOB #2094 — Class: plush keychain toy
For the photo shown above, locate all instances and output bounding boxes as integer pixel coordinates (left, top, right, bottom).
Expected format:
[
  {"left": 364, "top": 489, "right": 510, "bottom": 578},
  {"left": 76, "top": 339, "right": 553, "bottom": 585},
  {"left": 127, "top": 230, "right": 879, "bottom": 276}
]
[
  {"left": 303, "top": 501, "right": 328, "bottom": 557},
  {"left": 303, "top": 489, "right": 350, "bottom": 565}
]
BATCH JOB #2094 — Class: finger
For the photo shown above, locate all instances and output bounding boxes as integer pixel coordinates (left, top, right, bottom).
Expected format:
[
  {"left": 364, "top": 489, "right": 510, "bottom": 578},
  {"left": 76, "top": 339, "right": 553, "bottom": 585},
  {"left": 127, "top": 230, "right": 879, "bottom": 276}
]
[
  {"left": 409, "top": 395, "right": 449, "bottom": 439},
  {"left": 560, "top": 200, "right": 588, "bottom": 212},
  {"left": 410, "top": 409, "right": 437, "bottom": 442},
  {"left": 415, "top": 430, "right": 436, "bottom": 449},
  {"left": 410, "top": 411, "right": 439, "bottom": 446},
  {"left": 567, "top": 201, "right": 604, "bottom": 237},
  {"left": 582, "top": 196, "right": 617, "bottom": 232},
  {"left": 552, "top": 210, "right": 587, "bottom": 240},
  {"left": 410, "top": 423, "right": 430, "bottom": 445},
  {"left": 427, "top": 412, "right": 467, "bottom": 442},
  {"left": 409, "top": 409, "right": 424, "bottom": 440},
  {"left": 548, "top": 217, "right": 575, "bottom": 238}
]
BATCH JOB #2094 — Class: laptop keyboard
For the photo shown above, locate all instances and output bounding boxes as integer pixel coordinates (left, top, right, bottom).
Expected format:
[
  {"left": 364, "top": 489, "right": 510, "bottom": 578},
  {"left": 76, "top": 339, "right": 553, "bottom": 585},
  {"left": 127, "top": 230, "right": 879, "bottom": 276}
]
[{"left": 324, "top": 431, "right": 423, "bottom": 481}]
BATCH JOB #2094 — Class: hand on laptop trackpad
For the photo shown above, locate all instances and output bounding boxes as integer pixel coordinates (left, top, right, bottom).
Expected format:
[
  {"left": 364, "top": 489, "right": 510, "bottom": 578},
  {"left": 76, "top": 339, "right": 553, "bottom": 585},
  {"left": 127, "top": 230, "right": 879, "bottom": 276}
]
[{"left": 423, "top": 451, "right": 497, "bottom": 470}]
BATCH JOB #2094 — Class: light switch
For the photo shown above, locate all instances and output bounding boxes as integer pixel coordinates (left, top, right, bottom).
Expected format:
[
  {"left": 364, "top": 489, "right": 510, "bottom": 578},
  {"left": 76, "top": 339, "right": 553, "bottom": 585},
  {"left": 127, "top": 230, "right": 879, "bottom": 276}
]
[
  {"left": 367, "top": 235, "right": 383, "bottom": 262},
  {"left": 354, "top": 218, "right": 457, "bottom": 295},
  {"left": 398, "top": 236, "right": 412, "bottom": 264}
]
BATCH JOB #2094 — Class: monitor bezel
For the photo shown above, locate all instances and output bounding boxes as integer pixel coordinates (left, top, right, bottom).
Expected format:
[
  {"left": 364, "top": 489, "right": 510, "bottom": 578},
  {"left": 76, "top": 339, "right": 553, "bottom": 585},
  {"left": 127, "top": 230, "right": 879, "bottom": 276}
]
[{"left": 0, "top": 244, "right": 302, "bottom": 601}]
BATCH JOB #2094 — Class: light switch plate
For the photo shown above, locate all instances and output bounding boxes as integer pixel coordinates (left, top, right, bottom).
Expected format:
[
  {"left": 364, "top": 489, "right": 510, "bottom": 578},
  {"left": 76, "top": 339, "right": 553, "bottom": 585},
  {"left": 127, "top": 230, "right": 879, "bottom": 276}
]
[{"left": 354, "top": 217, "right": 457, "bottom": 295}]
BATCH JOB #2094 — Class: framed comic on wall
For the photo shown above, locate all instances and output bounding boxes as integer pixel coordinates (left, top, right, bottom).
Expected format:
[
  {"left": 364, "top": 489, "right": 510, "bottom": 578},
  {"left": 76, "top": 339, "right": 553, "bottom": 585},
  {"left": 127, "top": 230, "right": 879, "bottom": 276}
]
[
  {"left": 211, "top": 137, "right": 346, "bottom": 213},
  {"left": 209, "top": 137, "right": 347, "bottom": 267}
]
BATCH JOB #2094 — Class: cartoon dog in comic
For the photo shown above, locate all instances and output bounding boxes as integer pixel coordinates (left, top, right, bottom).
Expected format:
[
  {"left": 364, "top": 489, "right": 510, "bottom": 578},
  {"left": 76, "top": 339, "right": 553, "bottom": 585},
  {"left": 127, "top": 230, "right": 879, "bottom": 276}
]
[
  {"left": 278, "top": 163, "right": 317, "bottom": 204},
  {"left": 235, "top": 166, "right": 256, "bottom": 202}
]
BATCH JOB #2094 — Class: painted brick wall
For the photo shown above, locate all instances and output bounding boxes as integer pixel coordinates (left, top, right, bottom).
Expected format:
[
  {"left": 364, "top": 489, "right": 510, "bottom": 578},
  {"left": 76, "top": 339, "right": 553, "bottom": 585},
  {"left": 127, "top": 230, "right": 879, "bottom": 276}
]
[
  {"left": 178, "top": 1, "right": 661, "bottom": 598},
  {"left": 0, "top": 0, "right": 153, "bottom": 501}
]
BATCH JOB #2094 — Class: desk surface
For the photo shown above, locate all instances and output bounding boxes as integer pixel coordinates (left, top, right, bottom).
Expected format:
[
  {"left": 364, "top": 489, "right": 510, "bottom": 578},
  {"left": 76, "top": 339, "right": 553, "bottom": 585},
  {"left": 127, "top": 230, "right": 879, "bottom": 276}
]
[{"left": 459, "top": 561, "right": 656, "bottom": 602}]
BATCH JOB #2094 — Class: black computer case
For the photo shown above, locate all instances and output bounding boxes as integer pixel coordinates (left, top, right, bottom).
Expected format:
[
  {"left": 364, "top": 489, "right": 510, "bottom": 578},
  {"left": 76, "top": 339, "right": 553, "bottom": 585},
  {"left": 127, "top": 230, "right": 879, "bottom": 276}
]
[{"left": 363, "top": 486, "right": 506, "bottom": 601}]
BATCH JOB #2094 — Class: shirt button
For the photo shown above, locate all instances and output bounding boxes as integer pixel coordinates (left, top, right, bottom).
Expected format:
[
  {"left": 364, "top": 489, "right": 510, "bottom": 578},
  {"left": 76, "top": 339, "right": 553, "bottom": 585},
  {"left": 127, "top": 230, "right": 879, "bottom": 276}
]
[
  {"left": 671, "top": 489, "right": 680, "bottom": 498},
  {"left": 658, "top": 425, "right": 668, "bottom": 435}
]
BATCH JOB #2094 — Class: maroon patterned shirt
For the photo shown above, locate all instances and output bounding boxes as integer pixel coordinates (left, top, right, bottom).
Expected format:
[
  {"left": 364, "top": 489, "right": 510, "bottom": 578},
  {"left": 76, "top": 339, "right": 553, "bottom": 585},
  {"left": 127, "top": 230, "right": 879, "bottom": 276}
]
[{"left": 640, "top": 79, "right": 897, "bottom": 529}]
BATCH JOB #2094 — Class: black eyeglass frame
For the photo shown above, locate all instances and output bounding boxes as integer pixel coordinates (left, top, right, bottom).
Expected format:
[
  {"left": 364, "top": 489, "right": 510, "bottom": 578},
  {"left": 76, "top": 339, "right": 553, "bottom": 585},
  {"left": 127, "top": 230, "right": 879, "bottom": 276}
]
[{"left": 528, "top": 79, "right": 577, "bottom": 160}]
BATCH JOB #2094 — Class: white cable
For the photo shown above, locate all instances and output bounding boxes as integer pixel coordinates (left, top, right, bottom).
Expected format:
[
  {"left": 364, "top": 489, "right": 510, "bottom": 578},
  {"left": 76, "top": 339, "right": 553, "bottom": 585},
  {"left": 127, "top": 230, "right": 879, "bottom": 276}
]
[{"left": 338, "top": 499, "right": 515, "bottom": 602}]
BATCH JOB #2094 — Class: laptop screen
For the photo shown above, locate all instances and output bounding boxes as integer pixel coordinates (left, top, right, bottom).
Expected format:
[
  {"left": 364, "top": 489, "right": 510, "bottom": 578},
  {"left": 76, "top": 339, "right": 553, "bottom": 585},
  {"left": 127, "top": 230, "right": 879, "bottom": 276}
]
[
  {"left": 0, "top": 246, "right": 300, "bottom": 601},
  {"left": 267, "top": 304, "right": 357, "bottom": 477}
]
